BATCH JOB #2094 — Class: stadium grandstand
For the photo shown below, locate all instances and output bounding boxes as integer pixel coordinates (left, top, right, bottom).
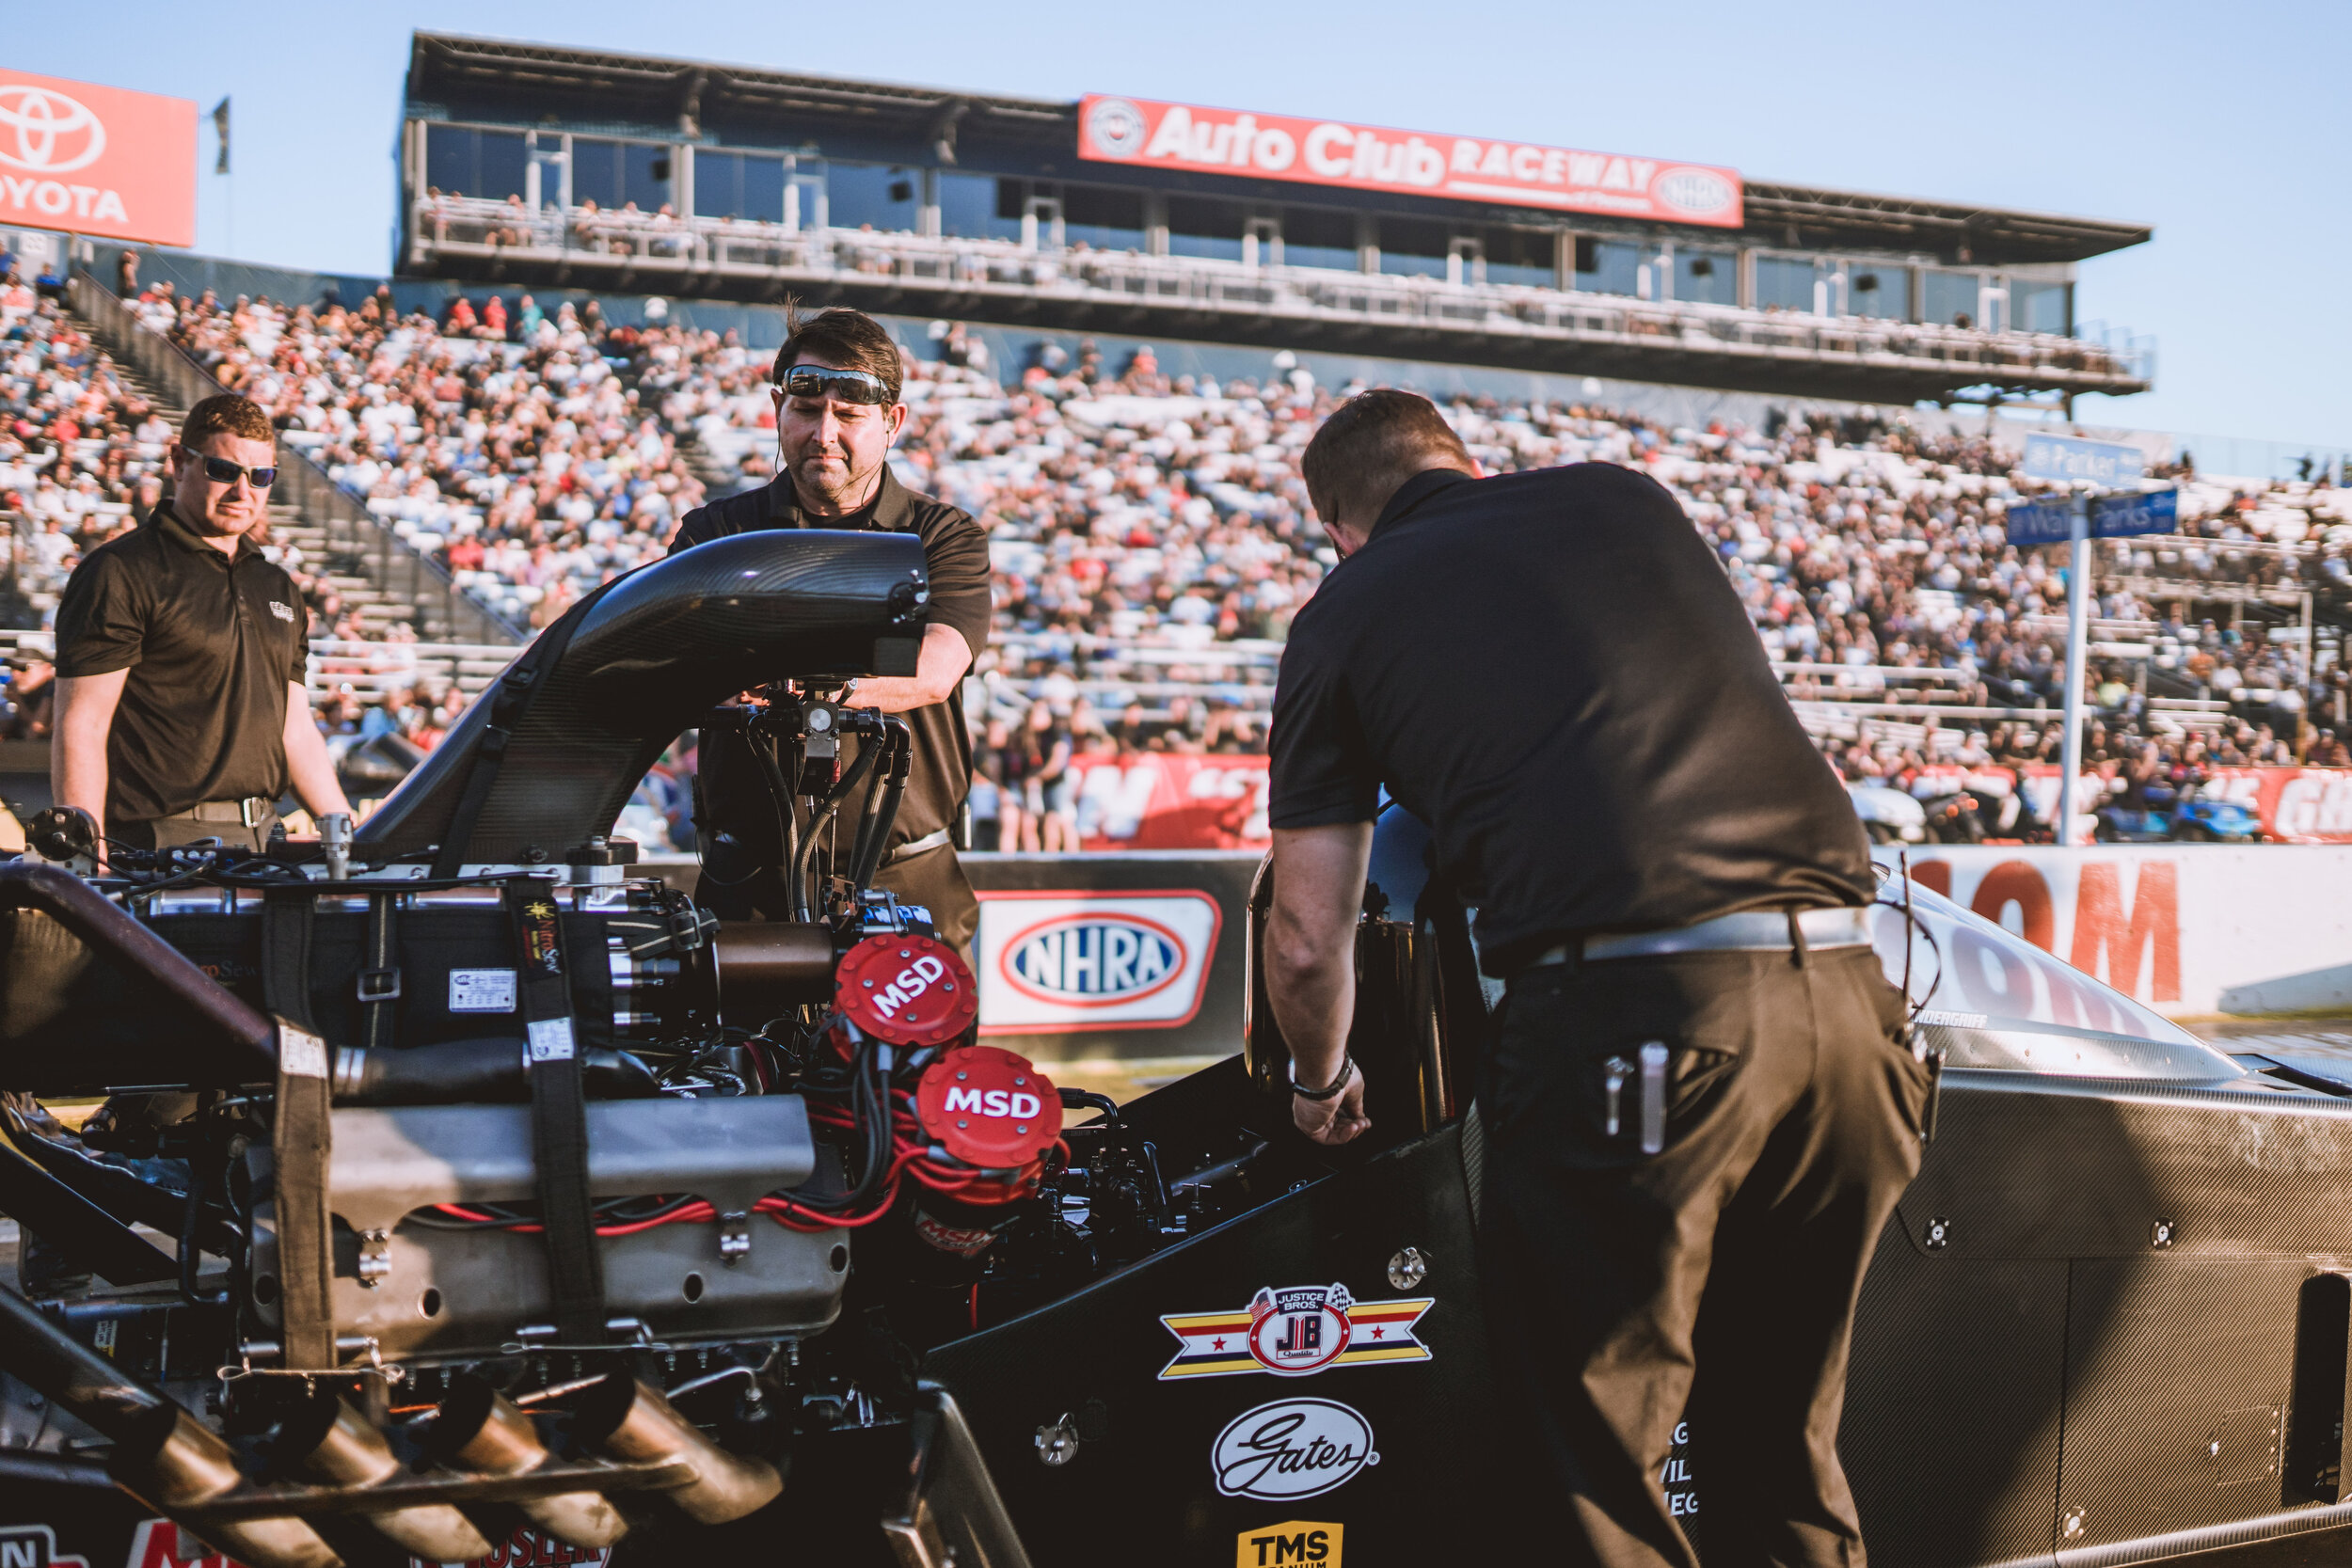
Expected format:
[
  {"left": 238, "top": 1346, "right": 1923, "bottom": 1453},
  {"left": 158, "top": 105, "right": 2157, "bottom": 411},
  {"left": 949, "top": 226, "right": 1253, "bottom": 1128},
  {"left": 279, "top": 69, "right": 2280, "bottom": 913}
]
[
  {"left": 2, "top": 33, "right": 2347, "bottom": 848},
  {"left": 394, "top": 33, "right": 2153, "bottom": 410}
]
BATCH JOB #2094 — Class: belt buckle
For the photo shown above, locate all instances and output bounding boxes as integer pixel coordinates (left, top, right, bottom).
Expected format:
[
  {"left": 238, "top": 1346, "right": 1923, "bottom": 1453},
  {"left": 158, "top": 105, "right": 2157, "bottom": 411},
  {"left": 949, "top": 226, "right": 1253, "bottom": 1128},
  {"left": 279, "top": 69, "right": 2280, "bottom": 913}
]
[
  {"left": 241, "top": 798, "right": 262, "bottom": 829},
  {"left": 357, "top": 968, "right": 402, "bottom": 1004}
]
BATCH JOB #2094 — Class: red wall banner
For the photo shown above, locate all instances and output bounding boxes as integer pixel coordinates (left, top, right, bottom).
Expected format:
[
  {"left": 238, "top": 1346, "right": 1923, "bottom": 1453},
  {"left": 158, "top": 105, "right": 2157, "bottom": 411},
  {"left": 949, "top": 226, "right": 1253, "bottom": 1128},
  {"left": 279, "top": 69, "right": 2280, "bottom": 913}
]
[
  {"left": 0, "top": 69, "right": 196, "bottom": 247},
  {"left": 1909, "top": 765, "right": 2352, "bottom": 844},
  {"left": 1071, "top": 754, "right": 1268, "bottom": 851},
  {"left": 1078, "top": 94, "right": 1742, "bottom": 229}
]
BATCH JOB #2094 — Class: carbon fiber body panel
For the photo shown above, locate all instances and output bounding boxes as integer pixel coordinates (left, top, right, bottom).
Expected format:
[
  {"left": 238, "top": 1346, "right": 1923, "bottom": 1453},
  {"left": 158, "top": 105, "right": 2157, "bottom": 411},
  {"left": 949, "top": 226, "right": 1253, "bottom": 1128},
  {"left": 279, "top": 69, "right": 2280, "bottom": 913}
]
[{"left": 358, "top": 529, "right": 926, "bottom": 863}]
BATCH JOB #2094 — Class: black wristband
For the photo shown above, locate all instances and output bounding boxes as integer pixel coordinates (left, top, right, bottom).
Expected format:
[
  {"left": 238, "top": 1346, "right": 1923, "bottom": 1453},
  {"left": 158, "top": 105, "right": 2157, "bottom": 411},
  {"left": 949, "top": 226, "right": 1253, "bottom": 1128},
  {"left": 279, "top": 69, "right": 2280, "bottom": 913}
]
[{"left": 1291, "top": 1053, "right": 1355, "bottom": 1101}]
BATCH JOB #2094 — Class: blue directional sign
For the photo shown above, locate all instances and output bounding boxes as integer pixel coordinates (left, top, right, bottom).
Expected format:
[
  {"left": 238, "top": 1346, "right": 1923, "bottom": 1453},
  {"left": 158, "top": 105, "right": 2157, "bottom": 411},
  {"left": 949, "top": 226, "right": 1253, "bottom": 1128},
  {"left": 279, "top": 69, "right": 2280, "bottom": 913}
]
[
  {"left": 2091, "top": 486, "right": 2179, "bottom": 539},
  {"left": 2021, "top": 434, "right": 2145, "bottom": 486},
  {"left": 2002, "top": 499, "right": 2074, "bottom": 546}
]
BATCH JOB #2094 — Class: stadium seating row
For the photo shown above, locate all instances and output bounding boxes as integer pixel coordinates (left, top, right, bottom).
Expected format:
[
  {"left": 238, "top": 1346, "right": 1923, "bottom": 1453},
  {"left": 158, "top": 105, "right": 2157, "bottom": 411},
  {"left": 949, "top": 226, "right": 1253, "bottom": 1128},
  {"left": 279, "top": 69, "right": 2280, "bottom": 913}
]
[{"left": 6, "top": 275, "right": 2348, "bottom": 815}]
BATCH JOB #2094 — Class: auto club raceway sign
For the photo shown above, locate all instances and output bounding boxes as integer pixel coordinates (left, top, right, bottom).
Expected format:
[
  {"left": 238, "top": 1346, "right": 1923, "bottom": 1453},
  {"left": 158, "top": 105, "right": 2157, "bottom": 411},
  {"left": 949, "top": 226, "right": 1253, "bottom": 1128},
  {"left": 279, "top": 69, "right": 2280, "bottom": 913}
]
[
  {"left": 1871, "top": 844, "right": 2352, "bottom": 1018},
  {"left": 0, "top": 70, "right": 196, "bottom": 247},
  {"left": 1079, "top": 92, "right": 1742, "bottom": 228}
]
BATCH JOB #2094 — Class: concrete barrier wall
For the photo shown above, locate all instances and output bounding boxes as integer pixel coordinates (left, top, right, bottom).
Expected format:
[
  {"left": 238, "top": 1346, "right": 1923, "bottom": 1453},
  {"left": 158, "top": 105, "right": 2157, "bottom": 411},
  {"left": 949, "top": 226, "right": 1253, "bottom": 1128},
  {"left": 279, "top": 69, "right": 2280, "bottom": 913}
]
[
  {"left": 668, "top": 843, "right": 2352, "bottom": 1057},
  {"left": 1871, "top": 845, "right": 2352, "bottom": 1018}
]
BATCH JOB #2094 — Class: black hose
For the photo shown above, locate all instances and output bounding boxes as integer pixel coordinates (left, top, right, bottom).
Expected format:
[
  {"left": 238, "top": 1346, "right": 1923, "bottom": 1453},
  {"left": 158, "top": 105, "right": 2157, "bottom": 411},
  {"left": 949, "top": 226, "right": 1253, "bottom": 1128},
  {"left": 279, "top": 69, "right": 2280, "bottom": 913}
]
[
  {"left": 849, "top": 721, "right": 914, "bottom": 893},
  {"left": 338, "top": 1039, "right": 661, "bottom": 1104},
  {"left": 1057, "top": 1087, "right": 1121, "bottom": 1122},
  {"left": 747, "top": 724, "right": 802, "bottom": 905},
  {"left": 787, "top": 737, "right": 883, "bottom": 920}
]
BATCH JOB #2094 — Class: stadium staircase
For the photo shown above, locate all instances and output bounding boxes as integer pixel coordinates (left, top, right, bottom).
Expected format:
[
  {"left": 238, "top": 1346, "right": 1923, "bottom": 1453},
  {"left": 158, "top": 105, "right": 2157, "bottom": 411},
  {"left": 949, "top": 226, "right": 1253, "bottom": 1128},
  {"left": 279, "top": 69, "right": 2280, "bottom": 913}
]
[
  {"left": 60, "top": 351, "right": 425, "bottom": 641},
  {"left": 62, "top": 274, "right": 525, "bottom": 648}
]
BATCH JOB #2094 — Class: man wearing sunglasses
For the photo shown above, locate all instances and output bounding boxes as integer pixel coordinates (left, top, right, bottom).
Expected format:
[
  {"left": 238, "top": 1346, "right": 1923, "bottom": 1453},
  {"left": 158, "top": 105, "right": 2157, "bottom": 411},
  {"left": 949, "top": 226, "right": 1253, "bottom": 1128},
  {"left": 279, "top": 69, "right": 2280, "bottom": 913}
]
[
  {"left": 669, "top": 307, "right": 992, "bottom": 955},
  {"left": 52, "top": 393, "right": 353, "bottom": 851}
]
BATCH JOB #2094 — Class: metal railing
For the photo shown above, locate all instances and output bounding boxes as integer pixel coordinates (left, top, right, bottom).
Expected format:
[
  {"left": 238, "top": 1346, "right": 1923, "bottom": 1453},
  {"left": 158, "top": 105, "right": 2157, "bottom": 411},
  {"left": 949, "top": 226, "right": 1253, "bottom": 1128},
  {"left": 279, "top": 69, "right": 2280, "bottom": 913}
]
[
  {"left": 64, "top": 272, "right": 528, "bottom": 647},
  {"left": 410, "top": 196, "right": 2151, "bottom": 393}
]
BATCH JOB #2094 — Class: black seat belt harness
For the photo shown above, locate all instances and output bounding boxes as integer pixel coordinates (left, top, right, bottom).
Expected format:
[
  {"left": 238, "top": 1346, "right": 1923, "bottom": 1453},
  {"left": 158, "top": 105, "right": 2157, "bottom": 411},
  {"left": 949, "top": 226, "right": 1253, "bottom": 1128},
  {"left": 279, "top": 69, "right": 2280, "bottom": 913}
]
[{"left": 508, "top": 878, "right": 606, "bottom": 1343}]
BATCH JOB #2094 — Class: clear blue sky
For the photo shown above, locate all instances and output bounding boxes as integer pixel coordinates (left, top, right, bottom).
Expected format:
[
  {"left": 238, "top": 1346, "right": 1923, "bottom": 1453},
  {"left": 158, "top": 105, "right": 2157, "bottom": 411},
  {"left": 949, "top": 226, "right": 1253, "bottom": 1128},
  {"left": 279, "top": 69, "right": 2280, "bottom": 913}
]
[{"left": 16, "top": 0, "right": 2345, "bottom": 448}]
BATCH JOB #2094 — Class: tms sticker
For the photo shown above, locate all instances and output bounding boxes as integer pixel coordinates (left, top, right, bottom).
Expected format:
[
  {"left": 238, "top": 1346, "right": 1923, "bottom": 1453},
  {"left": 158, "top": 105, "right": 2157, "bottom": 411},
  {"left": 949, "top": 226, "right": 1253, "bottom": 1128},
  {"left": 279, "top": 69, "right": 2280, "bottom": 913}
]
[
  {"left": 1236, "top": 1520, "right": 1343, "bottom": 1568},
  {"left": 1160, "top": 1282, "right": 1432, "bottom": 1380},
  {"left": 1213, "top": 1400, "right": 1377, "bottom": 1500},
  {"left": 0, "top": 1523, "right": 87, "bottom": 1568}
]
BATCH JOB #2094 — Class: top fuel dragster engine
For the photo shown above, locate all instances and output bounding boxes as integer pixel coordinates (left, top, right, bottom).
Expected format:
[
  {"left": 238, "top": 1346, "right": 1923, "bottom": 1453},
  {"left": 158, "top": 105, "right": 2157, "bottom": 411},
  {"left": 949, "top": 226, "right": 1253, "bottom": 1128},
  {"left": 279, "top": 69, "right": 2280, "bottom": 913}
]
[{"left": 0, "top": 529, "right": 1244, "bottom": 1568}]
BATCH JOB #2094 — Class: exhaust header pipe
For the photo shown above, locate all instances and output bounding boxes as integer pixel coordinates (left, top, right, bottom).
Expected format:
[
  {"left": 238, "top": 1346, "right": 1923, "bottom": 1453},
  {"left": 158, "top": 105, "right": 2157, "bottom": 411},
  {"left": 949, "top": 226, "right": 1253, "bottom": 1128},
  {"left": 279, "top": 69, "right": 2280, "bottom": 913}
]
[
  {"left": 430, "top": 1379, "right": 628, "bottom": 1548},
  {"left": 278, "top": 1392, "right": 491, "bottom": 1561},
  {"left": 573, "top": 1372, "right": 783, "bottom": 1525},
  {"left": 0, "top": 1284, "right": 337, "bottom": 1568}
]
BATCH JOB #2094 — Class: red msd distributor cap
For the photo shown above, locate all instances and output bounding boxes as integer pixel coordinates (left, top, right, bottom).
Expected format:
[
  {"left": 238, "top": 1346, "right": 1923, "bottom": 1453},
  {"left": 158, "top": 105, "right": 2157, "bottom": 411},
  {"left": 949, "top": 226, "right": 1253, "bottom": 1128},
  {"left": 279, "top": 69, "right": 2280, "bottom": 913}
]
[
  {"left": 834, "top": 934, "right": 978, "bottom": 1046},
  {"left": 915, "top": 1046, "right": 1060, "bottom": 1174}
]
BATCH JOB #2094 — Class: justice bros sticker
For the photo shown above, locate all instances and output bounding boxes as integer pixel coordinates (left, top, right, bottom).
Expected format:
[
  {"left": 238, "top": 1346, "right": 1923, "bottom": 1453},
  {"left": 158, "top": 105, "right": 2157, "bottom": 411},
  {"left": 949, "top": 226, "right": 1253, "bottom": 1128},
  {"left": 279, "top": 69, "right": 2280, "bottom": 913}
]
[{"left": 1159, "top": 1282, "right": 1432, "bottom": 1380}]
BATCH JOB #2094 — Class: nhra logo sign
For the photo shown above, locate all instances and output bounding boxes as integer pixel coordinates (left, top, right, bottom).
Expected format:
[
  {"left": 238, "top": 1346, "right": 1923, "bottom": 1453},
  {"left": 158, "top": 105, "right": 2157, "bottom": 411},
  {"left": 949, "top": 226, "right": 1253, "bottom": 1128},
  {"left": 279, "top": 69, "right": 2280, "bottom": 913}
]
[{"left": 975, "top": 891, "right": 1220, "bottom": 1032}]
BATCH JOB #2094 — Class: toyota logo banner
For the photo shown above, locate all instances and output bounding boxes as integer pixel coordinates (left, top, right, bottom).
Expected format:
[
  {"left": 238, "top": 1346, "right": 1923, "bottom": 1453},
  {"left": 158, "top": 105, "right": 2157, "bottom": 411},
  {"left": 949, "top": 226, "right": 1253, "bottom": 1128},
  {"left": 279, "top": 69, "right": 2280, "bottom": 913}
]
[
  {"left": 1079, "top": 93, "right": 1741, "bottom": 228},
  {"left": 0, "top": 69, "right": 196, "bottom": 247}
]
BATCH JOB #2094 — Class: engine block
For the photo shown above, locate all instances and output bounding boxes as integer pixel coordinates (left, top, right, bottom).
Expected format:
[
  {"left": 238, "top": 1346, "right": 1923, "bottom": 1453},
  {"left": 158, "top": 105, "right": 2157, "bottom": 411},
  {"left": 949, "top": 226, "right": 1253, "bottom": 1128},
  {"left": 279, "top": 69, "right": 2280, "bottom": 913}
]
[{"left": 247, "top": 1098, "right": 846, "bottom": 1361}]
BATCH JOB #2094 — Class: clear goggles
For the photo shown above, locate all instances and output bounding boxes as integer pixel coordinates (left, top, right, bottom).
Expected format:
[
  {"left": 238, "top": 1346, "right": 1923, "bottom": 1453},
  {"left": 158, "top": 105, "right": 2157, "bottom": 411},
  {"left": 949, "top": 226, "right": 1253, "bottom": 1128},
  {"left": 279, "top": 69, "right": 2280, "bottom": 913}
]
[{"left": 778, "top": 365, "right": 893, "bottom": 405}]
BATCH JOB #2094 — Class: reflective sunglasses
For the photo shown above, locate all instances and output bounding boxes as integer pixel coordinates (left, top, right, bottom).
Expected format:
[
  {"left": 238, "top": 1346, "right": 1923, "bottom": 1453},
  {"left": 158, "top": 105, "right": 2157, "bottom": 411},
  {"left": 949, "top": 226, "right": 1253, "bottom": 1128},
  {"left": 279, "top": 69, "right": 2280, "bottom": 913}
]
[
  {"left": 181, "top": 447, "right": 278, "bottom": 489},
  {"left": 778, "top": 365, "right": 893, "bottom": 406}
]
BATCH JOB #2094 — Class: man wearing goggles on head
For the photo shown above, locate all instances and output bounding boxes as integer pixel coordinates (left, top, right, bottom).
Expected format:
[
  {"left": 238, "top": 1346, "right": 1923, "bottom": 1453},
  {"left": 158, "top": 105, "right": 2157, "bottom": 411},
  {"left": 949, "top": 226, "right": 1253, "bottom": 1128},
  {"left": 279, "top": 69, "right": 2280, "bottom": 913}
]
[
  {"left": 669, "top": 306, "right": 992, "bottom": 955},
  {"left": 52, "top": 394, "right": 353, "bottom": 851}
]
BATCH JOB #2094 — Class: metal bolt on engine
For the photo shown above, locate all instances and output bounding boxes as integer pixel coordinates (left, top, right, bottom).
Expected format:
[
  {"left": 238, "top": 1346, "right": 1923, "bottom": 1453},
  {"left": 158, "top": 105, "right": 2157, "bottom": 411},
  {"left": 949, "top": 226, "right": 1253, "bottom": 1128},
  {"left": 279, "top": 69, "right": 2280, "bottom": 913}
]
[
  {"left": 1389, "top": 1246, "right": 1429, "bottom": 1291},
  {"left": 1036, "top": 1416, "right": 1080, "bottom": 1466},
  {"left": 357, "top": 1230, "right": 392, "bottom": 1289}
]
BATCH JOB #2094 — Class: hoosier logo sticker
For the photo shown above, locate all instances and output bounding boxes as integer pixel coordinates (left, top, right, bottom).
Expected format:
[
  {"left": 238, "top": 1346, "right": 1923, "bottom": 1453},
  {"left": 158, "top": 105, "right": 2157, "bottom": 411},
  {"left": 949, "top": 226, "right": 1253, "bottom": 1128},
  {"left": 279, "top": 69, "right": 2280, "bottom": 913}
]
[{"left": 1159, "top": 1281, "right": 1432, "bottom": 1380}]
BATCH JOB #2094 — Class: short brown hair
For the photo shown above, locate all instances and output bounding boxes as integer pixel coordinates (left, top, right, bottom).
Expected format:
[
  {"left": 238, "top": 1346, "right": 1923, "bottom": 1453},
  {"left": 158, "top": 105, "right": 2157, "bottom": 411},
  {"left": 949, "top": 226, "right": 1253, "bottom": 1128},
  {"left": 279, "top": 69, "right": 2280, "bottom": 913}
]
[
  {"left": 771, "top": 302, "right": 902, "bottom": 405},
  {"left": 1300, "top": 388, "right": 1473, "bottom": 528},
  {"left": 181, "top": 393, "right": 274, "bottom": 449}
]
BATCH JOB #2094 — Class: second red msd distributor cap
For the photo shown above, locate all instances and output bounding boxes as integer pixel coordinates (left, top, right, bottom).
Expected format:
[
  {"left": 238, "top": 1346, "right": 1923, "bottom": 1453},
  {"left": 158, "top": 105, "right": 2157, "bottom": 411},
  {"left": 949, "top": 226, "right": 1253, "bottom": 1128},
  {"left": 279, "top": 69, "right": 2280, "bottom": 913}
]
[
  {"left": 915, "top": 1045, "right": 1060, "bottom": 1172},
  {"left": 833, "top": 934, "right": 979, "bottom": 1047}
]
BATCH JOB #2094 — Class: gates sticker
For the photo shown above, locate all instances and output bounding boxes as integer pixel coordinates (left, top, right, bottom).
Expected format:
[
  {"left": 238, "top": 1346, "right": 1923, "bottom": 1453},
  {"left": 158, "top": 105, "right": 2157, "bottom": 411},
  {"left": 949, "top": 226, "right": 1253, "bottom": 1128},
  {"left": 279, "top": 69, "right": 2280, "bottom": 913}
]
[
  {"left": 1237, "top": 1520, "right": 1343, "bottom": 1568},
  {"left": 975, "top": 891, "right": 1220, "bottom": 1032},
  {"left": 1160, "top": 1282, "right": 1432, "bottom": 1380},
  {"left": 1213, "top": 1400, "right": 1378, "bottom": 1500}
]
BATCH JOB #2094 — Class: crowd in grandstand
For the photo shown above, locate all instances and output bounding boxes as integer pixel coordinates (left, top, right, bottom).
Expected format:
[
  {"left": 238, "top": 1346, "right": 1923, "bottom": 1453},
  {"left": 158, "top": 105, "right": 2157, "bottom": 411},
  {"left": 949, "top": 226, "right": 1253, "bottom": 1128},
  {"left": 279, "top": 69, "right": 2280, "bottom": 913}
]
[{"left": 7, "top": 269, "right": 2352, "bottom": 844}]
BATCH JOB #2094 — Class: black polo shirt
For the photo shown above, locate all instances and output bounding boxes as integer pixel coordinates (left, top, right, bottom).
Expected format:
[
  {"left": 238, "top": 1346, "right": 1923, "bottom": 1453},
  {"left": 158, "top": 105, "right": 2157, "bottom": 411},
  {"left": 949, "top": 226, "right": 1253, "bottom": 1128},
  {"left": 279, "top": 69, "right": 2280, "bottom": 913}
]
[
  {"left": 1269, "top": 464, "right": 1872, "bottom": 975},
  {"left": 669, "top": 465, "right": 992, "bottom": 853},
  {"left": 54, "top": 508, "right": 309, "bottom": 824}
]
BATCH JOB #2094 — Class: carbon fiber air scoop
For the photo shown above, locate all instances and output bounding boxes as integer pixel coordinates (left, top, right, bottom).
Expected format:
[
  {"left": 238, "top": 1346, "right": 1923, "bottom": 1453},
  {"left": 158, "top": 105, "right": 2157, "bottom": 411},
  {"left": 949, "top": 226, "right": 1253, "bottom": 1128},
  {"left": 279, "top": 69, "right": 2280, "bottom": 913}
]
[{"left": 358, "top": 529, "right": 928, "bottom": 866}]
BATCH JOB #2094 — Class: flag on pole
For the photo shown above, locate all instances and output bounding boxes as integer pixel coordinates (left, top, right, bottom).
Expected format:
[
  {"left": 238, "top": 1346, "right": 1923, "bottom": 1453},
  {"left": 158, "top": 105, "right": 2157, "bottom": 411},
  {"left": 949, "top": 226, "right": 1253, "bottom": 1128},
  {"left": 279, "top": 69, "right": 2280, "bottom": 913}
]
[{"left": 212, "top": 98, "right": 230, "bottom": 175}]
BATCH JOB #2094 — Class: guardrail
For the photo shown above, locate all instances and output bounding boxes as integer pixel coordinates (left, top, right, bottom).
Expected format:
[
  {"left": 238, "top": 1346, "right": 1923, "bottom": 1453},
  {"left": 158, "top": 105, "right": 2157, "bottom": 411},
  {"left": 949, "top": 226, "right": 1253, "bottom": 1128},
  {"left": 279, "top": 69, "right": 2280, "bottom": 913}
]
[
  {"left": 64, "top": 272, "right": 528, "bottom": 648},
  {"left": 409, "top": 197, "right": 2150, "bottom": 397}
]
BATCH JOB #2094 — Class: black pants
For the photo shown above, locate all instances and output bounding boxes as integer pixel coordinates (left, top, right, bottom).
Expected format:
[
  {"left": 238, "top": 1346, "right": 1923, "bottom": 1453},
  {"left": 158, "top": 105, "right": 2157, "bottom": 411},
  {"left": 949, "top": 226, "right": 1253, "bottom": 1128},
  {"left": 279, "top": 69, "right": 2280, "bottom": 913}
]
[{"left": 1477, "top": 943, "right": 1926, "bottom": 1568}]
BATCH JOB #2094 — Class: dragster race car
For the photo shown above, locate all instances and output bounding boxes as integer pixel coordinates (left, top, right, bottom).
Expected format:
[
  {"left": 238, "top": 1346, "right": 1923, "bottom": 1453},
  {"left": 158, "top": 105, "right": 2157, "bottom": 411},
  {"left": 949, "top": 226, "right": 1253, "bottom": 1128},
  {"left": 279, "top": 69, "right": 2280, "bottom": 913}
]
[{"left": 0, "top": 527, "right": 2350, "bottom": 1568}]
